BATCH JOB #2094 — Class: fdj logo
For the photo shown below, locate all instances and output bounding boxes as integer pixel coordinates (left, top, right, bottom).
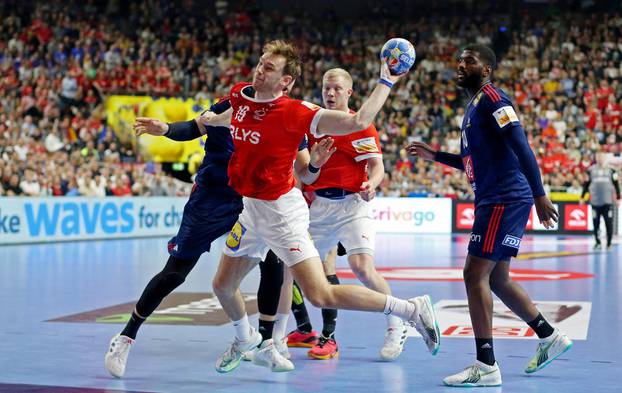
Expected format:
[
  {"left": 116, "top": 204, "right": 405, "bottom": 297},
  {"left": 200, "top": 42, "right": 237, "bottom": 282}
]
[{"left": 502, "top": 234, "right": 521, "bottom": 249}]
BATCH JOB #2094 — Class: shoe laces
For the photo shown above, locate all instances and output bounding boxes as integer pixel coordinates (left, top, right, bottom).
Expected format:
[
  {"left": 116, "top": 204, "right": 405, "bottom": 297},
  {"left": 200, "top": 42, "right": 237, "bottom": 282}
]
[
  {"left": 384, "top": 327, "right": 405, "bottom": 344},
  {"left": 223, "top": 338, "right": 243, "bottom": 361},
  {"left": 317, "top": 336, "right": 333, "bottom": 348}
]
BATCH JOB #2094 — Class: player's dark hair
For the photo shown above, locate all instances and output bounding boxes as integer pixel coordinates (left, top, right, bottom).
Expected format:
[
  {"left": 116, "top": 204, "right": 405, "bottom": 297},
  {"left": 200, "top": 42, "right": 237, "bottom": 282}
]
[{"left": 463, "top": 44, "right": 497, "bottom": 68}]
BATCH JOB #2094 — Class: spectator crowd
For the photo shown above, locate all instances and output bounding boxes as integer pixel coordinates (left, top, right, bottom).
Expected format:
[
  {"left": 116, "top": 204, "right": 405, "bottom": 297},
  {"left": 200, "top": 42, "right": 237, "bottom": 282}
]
[{"left": 1, "top": 0, "right": 621, "bottom": 199}]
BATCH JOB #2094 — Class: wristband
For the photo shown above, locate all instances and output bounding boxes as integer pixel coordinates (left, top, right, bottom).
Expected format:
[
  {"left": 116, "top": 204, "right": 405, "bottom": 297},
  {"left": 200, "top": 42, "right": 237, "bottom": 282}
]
[
  {"left": 308, "top": 163, "right": 320, "bottom": 173},
  {"left": 378, "top": 79, "right": 393, "bottom": 88}
]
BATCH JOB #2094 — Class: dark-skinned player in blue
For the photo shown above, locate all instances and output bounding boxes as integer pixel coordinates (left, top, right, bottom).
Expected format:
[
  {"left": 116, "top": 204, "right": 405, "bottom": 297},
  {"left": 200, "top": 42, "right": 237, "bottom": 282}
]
[
  {"left": 407, "top": 44, "right": 572, "bottom": 387},
  {"left": 104, "top": 97, "right": 332, "bottom": 377}
]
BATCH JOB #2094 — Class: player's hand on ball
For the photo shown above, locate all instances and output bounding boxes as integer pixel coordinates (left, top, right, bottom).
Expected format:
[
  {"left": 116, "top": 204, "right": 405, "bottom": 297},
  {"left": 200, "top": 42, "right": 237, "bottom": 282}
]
[
  {"left": 134, "top": 117, "right": 168, "bottom": 136},
  {"left": 310, "top": 137, "right": 337, "bottom": 168},
  {"left": 534, "top": 195, "right": 559, "bottom": 229},
  {"left": 380, "top": 58, "right": 401, "bottom": 84},
  {"left": 359, "top": 181, "right": 376, "bottom": 201},
  {"left": 405, "top": 141, "right": 436, "bottom": 161}
]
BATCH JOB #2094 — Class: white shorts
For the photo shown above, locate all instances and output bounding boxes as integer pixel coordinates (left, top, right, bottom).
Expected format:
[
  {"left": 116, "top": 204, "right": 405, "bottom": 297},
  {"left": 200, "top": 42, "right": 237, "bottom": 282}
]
[
  {"left": 223, "top": 187, "right": 319, "bottom": 267},
  {"left": 308, "top": 193, "right": 375, "bottom": 260}
]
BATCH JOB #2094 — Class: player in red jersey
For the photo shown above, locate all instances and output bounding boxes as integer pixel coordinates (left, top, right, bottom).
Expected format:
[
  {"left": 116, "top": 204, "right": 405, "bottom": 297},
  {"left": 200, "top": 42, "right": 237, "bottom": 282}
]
[
  {"left": 284, "top": 68, "right": 410, "bottom": 361},
  {"left": 205, "top": 40, "right": 440, "bottom": 373}
]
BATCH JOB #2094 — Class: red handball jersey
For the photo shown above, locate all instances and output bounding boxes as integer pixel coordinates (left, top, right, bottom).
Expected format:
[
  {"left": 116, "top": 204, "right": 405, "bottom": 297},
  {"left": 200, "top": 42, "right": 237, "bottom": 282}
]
[
  {"left": 227, "top": 82, "right": 324, "bottom": 200},
  {"left": 306, "top": 114, "right": 382, "bottom": 193}
]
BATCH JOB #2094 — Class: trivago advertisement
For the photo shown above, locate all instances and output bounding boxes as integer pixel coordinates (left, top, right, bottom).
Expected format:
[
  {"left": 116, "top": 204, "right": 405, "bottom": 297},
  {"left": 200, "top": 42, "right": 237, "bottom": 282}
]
[
  {"left": 0, "top": 197, "right": 186, "bottom": 244},
  {"left": 369, "top": 197, "right": 452, "bottom": 234}
]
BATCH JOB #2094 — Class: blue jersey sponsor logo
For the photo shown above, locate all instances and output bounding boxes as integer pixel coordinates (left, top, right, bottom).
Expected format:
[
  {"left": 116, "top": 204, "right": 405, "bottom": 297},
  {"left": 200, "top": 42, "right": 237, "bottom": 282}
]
[{"left": 502, "top": 234, "right": 522, "bottom": 249}]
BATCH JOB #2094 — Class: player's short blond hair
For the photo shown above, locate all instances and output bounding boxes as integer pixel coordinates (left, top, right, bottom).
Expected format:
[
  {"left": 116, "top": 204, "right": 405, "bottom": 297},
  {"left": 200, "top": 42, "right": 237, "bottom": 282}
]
[
  {"left": 263, "top": 40, "right": 302, "bottom": 80},
  {"left": 323, "top": 68, "right": 353, "bottom": 88}
]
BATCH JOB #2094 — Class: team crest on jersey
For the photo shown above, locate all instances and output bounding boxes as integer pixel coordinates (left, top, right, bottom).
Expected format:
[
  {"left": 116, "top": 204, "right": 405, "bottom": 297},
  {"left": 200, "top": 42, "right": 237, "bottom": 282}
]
[
  {"left": 493, "top": 106, "right": 519, "bottom": 128},
  {"left": 235, "top": 105, "right": 250, "bottom": 122},
  {"left": 352, "top": 137, "right": 379, "bottom": 153},
  {"left": 253, "top": 108, "right": 268, "bottom": 121},
  {"left": 226, "top": 222, "right": 246, "bottom": 251}
]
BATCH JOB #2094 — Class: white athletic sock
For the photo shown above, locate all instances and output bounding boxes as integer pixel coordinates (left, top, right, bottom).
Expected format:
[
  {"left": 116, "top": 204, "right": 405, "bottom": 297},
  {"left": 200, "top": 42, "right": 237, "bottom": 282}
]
[
  {"left": 232, "top": 315, "right": 251, "bottom": 342},
  {"left": 273, "top": 313, "right": 290, "bottom": 340},
  {"left": 383, "top": 295, "right": 416, "bottom": 321},
  {"left": 386, "top": 314, "right": 403, "bottom": 328}
]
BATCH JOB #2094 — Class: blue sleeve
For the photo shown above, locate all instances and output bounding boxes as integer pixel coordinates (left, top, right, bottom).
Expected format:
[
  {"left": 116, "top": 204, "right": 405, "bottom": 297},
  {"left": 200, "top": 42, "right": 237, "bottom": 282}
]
[
  {"left": 504, "top": 124, "right": 546, "bottom": 198},
  {"left": 298, "top": 135, "right": 308, "bottom": 151},
  {"left": 207, "top": 98, "right": 231, "bottom": 115},
  {"left": 484, "top": 93, "right": 545, "bottom": 197},
  {"left": 482, "top": 90, "right": 521, "bottom": 134},
  {"left": 434, "top": 151, "right": 464, "bottom": 170}
]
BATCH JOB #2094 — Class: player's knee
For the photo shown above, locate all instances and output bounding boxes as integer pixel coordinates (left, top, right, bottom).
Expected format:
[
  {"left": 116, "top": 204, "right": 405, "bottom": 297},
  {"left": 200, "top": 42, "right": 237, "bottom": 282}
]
[
  {"left": 212, "top": 274, "right": 234, "bottom": 296},
  {"left": 160, "top": 272, "right": 186, "bottom": 292},
  {"left": 463, "top": 265, "right": 487, "bottom": 286},
  {"left": 350, "top": 263, "right": 375, "bottom": 285},
  {"left": 305, "top": 287, "right": 333, "bottom": 309}
]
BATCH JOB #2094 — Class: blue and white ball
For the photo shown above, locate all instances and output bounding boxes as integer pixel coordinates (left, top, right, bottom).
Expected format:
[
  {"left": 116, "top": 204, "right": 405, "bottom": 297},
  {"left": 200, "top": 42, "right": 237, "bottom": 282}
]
[{"left": 380, "top": 38, "right": 416, "bottom": 75}]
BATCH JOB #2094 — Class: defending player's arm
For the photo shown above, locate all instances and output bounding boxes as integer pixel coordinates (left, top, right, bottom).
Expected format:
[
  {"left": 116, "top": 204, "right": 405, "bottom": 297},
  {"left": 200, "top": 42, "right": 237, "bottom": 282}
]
[
  {"left": 294, "top": 137, "right": 336, "bottom": 185},
  {"left": 405, "top": 141, "right": 465, "bottom": 170},
  {"left": 313, "top": 61, "right": 401, "bottom": 137},
  {"left": 133, "top": 99, "right": 233, "bottom": 140},
  {"left": 493, "top": 103, "right": 558, "bottom": 226}
]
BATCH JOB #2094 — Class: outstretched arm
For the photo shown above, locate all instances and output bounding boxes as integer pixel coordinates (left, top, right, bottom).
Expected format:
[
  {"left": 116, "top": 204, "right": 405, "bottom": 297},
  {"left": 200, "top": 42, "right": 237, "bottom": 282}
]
[
  {"left": 314, "top": 60, "right": 401, "bottom": 136},
  {"left": 405, "top": 141, "right": 465, "bottom": 171},
  {"left": 134, "top": 117, "right": 204, "bottom": 140}
]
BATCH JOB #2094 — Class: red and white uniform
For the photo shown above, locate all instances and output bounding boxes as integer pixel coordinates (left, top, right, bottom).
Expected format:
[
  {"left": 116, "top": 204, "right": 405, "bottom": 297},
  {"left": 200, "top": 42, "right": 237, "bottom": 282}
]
[
  {"left": 306, "top": 119, "right": 382, "bottom": 259},
  {"left": 306, "top": 118, "right": 382, "bottom": 193},
  {"left": 223, "top": 82, "right": 324, "bottom": 266},
  {"left": 227, "top": 82, "right": 323, "bottom": 200}
]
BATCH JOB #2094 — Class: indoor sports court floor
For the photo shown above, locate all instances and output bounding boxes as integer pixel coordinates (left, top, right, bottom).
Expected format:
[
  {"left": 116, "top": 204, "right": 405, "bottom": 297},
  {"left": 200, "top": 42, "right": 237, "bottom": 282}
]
[{"left": 0, "top": 233, "right": 618, "bottom": 392}]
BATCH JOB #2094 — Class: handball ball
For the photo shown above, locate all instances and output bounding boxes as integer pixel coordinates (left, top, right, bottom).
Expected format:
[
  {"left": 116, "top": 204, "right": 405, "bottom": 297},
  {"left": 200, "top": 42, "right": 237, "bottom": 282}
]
[{"left": 381, "top": 38, "right": 416, "bottom": 75}]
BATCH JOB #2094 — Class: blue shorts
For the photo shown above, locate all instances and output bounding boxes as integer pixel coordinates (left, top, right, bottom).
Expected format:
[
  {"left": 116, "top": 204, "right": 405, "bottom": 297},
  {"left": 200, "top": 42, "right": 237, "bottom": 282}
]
[
  {"left": 468, "top": 202, "right": 532, "bottom": 262},
  {"left": 167, "top": 184, "right": 243, "bottom": 260}
]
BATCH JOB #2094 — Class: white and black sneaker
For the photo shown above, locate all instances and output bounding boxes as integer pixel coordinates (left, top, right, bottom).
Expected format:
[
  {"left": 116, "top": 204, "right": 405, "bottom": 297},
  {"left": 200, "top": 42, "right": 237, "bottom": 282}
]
[
  {"left": 379, "top": 322, "right": 408, "bottom": 361},
  {"left": 407, "top": 295, "right": 440, "bottom": 355},
  {"left": 525, "top": 328, "right": 573, "bottom": 374},
  {"left": 443, "top": 361, "right": 502, "bottom": 387},
  {"left": 105, "top": 334, "right": 134, "bottom": 378},
  {"left": 251, "top": 339, "right": 295, "bottom": 372}
]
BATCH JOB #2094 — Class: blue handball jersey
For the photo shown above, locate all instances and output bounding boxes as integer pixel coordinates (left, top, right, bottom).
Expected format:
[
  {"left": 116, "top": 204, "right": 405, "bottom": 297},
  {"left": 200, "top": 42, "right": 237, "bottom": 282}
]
[
  {"left": 460, "top": 83, "right": 534, "bottom": 207},
  {"left": 193, "top": 99, "right": 239, "bottom": 199}
]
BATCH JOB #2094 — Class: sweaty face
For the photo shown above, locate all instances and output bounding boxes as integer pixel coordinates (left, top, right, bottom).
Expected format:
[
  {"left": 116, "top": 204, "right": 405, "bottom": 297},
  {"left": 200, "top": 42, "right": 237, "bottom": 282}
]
[
  {"left": 456, "top": 50, "right": 485, "bottom": 89},
  {"left": 322, "top": 75, "right": 352, "bottom": 110},
  {"left": 252, "top": 53, "right": 289, "bottom": 94}
]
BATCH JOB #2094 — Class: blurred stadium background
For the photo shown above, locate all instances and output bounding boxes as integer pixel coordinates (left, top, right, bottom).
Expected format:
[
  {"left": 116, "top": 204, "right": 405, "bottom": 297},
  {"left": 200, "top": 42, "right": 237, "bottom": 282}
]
[{"left": 1, "top": 1, "right": 621, "bottom": 391}]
